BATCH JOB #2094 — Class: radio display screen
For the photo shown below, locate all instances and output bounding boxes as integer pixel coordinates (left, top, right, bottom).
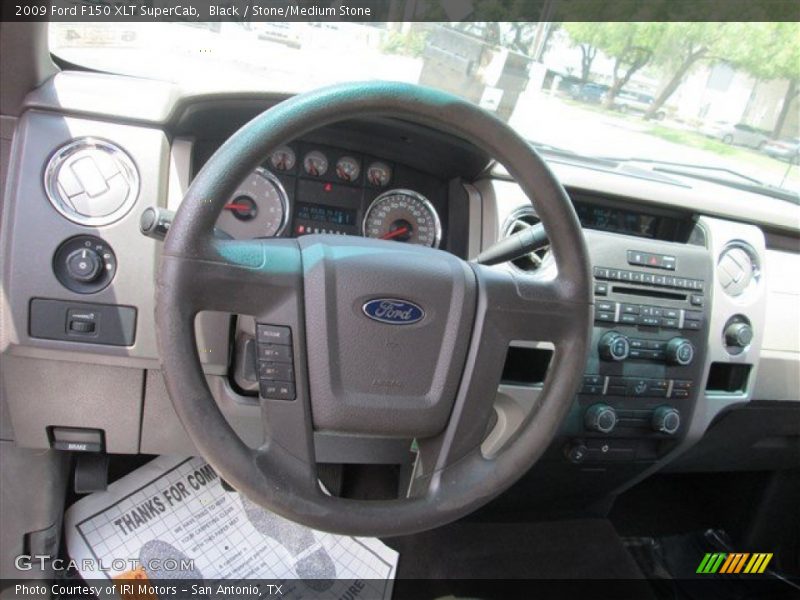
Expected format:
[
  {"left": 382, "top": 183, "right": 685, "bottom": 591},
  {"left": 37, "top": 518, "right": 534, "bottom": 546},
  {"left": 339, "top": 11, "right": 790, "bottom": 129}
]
[{"left": 575, "top": 203, "right": 659, "bottom": 238}]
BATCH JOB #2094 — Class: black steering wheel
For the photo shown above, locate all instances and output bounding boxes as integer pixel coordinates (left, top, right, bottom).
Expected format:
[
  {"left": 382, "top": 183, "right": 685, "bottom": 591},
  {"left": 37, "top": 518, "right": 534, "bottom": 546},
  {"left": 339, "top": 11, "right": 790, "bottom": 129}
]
[{"left": 156, "top": 82, "right": 592, "bottom": 537}]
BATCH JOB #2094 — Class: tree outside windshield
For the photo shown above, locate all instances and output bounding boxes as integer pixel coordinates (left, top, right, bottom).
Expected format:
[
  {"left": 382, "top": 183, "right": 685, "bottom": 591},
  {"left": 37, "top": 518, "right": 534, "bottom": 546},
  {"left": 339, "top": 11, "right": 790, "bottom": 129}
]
[{"left": 50, "top": 21, "right": 800, "bottom": 192}]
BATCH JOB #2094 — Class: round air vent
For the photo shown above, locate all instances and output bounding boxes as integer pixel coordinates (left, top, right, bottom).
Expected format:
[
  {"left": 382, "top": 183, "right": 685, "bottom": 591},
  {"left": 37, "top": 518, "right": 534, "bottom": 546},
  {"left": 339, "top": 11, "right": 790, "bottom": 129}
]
[
  {"left": 501, "top": 206, "right": 551, "bottom": 272},
  {"left": 717, "top": 243, "right": 759, "bottom": 297},
  {"left": 44, "top": 138, "right": 139, "bottom": 226}
]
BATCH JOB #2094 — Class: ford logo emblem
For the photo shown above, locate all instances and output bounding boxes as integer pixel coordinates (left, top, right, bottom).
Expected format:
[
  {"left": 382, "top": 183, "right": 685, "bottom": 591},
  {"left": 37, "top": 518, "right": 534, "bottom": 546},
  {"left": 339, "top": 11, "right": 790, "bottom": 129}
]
[{"left": 362, "top": 298, "right": 425, "bottom": 325}]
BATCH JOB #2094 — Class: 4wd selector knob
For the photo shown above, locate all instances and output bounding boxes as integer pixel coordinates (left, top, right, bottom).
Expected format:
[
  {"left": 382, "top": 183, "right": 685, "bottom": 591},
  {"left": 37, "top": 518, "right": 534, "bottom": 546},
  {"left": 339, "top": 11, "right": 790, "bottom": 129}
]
[
  {"left": 666, "top": 337, "right": 694, "bottom": 366},
  {"left": 65, "top": 248, "right": 102, "bottom": 283},
  {"left": 652, "top": 406, "right": 681, "bottom": 435},
  {"left": 599, "top": 331, "right": 631, "bottom": 362},
  {"left": 725, "top": 322, "right": 753, "bottom": 348},
  {"left": 585, "top": 403, "right": 618, "bottom": 434}
]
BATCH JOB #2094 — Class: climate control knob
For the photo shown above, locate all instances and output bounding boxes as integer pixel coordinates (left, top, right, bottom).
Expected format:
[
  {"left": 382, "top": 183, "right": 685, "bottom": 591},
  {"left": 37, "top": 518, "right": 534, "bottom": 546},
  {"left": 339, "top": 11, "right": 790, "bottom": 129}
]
[
  {"left": 598, "top": 331, "right": 631, "bottom": 362},
  {"left": 584, "top": 403, "right": 618, "bottom": 434},
  {"left": 65, "top": 248, "right": 102, "bottom": 283},
  {"left": 666, "top": 337, "right": 695, "bottom": 366},
  {"left": 652, "top": 406, "right": 681, "bottom": 435}
]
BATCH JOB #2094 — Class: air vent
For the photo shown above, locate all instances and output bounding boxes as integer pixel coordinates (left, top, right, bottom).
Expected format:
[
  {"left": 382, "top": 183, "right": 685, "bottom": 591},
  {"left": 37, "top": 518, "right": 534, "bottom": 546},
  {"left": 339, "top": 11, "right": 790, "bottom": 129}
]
[
  {"left": 717, "top": 243, "right": 759, "bottom": 297},
  {"left": 501, "top": 206, "right": 550, "bottom": 272},
  {"left": 44, "top": 137, "right": 139, "bottom": 227}
]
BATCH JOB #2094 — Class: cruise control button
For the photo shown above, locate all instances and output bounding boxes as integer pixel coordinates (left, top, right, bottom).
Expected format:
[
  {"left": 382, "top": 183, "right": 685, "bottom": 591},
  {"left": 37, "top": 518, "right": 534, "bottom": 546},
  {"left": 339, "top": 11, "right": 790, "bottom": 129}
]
[
  {"left": 257, "top": 343, "right": 292, "bottom": 361},
  {"left": 260, "top": 381, "right": 296, "bottom": 401},
  {"left": 256, "top": 324, "right": 292, "bottom": 345},
  {"left": 258, "top": 361, "right": 294, "bottom": 381}
]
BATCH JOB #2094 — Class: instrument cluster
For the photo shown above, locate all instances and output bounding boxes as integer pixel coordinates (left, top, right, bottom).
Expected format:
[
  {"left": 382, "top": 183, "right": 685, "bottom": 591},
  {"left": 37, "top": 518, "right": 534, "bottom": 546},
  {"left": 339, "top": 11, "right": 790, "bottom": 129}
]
[{"left": 214, "top": 143, "right": 444, "bottom": 248}]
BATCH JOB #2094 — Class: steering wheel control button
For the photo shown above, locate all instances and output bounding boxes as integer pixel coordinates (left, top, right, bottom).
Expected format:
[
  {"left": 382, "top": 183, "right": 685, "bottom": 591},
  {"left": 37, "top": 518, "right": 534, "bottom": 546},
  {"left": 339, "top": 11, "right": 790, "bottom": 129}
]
[
  {"left": 259, "top": 381, "right": 296, "bottom": 401},
  {"left": 599, "top": 331, "right": 630, "bottom": 362},
  {"left": 256, "top": 324, "right": 292, "bottom": 345},
  {"left": 584, "top": 404, "right": 618, "bottom": 434},
  {"left": 53, "top": 235, "right": 117, "bottom": 294},
  {"left": 652, "top": 406, "right": 681, "bottom": 435},
  {"left": 257, "top": 344, "right": 292, "bottom": 361},
  {"left": 255, "top": 323, "right": 296, "bottom": 401},
  {"left": 666, "top": 337, "right": 695, "bottom": 366},
  {"left": 258, "top": 361, "right": 294, "bottom": 381}
]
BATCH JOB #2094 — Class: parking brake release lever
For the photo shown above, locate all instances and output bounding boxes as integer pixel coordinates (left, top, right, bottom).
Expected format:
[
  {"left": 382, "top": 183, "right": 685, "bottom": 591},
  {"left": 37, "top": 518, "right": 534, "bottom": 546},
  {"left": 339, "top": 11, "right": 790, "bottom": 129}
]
[
  {"left": 475, "top": 222, "right": 548, "bottom": 266},
  {"left": 140, "top": 206, "right": 233, "bottom": 241}
]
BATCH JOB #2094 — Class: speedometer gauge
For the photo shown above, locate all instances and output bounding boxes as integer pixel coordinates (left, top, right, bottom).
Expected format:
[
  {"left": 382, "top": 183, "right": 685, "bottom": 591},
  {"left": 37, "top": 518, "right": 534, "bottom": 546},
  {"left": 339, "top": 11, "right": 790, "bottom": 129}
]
[
  {"left": 216, "top": 168, "right": 289, "bottom": 239},
  {"left": 363, "top": 189, "right": 441, "bottom": 248}
]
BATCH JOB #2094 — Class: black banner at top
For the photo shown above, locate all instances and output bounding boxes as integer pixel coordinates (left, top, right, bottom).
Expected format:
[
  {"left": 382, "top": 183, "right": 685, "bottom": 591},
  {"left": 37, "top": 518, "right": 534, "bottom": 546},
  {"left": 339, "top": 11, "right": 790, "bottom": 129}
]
[{"left": 2, "top": 0, "right": 799, "bottom": 23}]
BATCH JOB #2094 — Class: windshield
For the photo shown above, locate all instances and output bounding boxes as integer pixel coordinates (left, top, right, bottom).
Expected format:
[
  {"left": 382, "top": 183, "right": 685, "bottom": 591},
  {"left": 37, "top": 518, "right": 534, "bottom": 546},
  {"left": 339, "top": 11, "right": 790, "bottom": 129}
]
[{"left": 50, "top": 21, "right": 800, "bottom": 194}]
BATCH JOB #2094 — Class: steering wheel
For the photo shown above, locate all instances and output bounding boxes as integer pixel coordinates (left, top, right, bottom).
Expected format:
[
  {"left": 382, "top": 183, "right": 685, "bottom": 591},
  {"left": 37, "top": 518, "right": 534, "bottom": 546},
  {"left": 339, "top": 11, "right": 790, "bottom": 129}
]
[{"left": 156, "top": 82, "right": 592, "bottom": 537}]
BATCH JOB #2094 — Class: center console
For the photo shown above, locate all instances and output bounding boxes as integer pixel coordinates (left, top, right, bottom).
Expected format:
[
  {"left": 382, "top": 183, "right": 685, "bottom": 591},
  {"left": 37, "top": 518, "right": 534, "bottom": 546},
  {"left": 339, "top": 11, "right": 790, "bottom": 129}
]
[{"left": 562, "top": 232, "right": 714, "bottom": 464}]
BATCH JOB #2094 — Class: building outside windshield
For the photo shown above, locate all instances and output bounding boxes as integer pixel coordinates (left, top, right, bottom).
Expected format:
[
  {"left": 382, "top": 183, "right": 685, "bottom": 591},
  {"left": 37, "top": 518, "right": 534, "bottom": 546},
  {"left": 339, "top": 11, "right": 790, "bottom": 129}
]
[{"left": 49, "top": 20, "right": 800, "bottom": 194}]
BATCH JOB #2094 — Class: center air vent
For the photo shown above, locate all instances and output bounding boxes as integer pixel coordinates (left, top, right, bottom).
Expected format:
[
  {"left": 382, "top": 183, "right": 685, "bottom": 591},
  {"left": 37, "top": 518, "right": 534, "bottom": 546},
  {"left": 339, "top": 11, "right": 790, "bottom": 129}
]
[
  {"left": 717, "top": 243, "right": 759, "bottom": 297},
  {"left": 501, "top": 206, "right": 550, "bottom": 272}
]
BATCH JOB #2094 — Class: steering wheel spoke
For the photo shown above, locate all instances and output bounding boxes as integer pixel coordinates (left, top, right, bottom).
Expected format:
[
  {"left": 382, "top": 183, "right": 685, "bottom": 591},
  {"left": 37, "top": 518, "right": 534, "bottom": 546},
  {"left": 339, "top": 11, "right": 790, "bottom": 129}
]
[{"left": 159, "top": 238, "right": 302, "bottom": 317}]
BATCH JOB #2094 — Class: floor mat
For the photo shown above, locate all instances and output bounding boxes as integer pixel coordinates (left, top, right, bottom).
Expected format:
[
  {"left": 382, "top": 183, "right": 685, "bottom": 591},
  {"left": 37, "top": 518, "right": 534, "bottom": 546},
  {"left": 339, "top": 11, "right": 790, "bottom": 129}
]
[{"left": 387, "top": 518, "right": 656, "bottom": 599}]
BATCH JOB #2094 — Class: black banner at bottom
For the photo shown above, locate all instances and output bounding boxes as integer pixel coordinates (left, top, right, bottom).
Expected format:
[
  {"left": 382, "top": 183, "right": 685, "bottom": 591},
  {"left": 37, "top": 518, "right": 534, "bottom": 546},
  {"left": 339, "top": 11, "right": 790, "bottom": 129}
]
[{"left": 2, "top": 577, "right": 800, "bottom": 600}]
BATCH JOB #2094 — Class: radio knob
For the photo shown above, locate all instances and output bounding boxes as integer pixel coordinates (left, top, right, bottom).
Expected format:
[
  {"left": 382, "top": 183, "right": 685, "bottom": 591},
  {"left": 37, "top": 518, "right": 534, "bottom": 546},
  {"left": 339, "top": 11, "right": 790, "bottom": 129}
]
[
  {"left": 599, "top": 331, "right": 631, "bottom": 362},
  {"left": 652, "top": 406, "right": 681, "bottom": 435},
  {"left": 584, "top": 403, "right": 618, "bottom": 434},
  {"left": 666, "top": 337, "right": 695, "bottom": 366},
  {"left": 65, "top": 247, "right": 102, "bottom": 283},
  {"left": 725, "top": 322, "right": 753, "bottom": 348}
]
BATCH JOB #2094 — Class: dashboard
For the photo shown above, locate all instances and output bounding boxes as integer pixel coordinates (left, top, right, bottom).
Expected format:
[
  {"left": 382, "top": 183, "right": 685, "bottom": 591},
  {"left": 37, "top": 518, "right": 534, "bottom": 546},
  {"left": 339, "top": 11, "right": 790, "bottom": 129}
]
[{"left": 1, "top": 72, "right": 799, "bottom": 503}]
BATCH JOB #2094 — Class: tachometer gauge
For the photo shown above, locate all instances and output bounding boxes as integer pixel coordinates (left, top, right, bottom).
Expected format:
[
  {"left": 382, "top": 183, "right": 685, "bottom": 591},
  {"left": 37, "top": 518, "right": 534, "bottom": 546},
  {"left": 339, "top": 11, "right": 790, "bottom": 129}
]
[
  {"left": 336, "top": 156, "right": 360, "bottom": 182},
  {"left": 363, "top": 189, "right": 441, "bottom": 248},
  {"left": 216, "top": 168, "right": 289, "bottom": 239},
  {"left": 303, "top": 150, "right": 328, "bottom": 176},
  {"left": 366, "top": 161, "right": 391, "bottom": 187},
  {"left": 269, "top": 146, "right": 296, "bottom": 172}
]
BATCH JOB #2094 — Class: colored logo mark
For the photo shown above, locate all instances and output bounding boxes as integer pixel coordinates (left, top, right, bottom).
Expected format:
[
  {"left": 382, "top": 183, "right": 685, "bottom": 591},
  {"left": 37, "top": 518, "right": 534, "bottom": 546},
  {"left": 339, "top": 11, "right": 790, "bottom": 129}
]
[{"left": 696, "top": 552, "right": 773, "bottom": 574}]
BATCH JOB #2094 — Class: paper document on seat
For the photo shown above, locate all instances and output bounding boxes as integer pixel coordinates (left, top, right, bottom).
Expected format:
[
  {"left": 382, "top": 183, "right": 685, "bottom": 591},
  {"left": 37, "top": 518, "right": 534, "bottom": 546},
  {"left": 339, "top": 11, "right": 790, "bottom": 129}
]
[{"left": 65, "top": 455, "right": 398, "bottom": 598}]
